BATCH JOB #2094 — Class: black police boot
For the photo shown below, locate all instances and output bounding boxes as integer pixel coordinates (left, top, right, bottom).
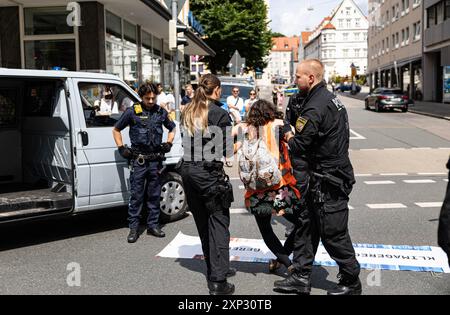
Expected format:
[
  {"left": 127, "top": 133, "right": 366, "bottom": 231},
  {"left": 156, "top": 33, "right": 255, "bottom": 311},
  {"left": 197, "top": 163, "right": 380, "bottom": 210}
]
[
  {"left": 127, "top": 229, "right": 139, "bottom": 243},
  {"left": 208, "top": 281, "right": 235, "bottom": 296},
  {"left": 147, "top": 227, "right": 166, "bottom": 238},
  {"left": 327, "top": 274, "right": 362, "bottom": 296},
  {"left": 273, "top": 272, "right": 311, "bottom": 295}
]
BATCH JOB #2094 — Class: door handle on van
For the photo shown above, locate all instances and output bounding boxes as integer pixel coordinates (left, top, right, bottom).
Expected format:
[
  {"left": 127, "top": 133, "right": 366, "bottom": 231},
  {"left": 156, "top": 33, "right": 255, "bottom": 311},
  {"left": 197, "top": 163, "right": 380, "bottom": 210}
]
[{"left": 79, "top": 131, "right": 89, "bottom": 146}]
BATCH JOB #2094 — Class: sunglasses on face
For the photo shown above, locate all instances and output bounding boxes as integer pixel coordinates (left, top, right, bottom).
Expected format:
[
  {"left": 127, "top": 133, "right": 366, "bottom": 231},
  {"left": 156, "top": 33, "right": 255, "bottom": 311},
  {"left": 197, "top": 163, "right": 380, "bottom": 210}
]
[
  {"left": 250, "top": 93, "right": 256, "bottom": 95},
  {"left": 233, "top": 90, "right": 239, "bottom": 93}
]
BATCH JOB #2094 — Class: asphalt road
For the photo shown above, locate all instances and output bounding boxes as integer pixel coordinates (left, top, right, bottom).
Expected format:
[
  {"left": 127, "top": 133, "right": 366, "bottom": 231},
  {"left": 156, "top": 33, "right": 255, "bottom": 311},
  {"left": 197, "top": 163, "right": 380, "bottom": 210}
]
[{"left": 0, "top": 89, "right": 449, "bottom": 295}]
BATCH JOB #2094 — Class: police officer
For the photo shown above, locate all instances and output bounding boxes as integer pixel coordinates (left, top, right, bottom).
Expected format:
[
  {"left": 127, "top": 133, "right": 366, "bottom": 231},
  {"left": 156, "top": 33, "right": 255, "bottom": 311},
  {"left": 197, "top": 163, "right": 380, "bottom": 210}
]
[
  {"left": 180, "top": 74, "right": 236, "bottom": 295},
  {"left": 279, "top": 59, "right": 361, "bottom": 295},
  {"left": 113, "top": 83, "right": 176, "bottom": 243},
  {"left": 438, "top": 157, "right": 450, "bottom": 266}
]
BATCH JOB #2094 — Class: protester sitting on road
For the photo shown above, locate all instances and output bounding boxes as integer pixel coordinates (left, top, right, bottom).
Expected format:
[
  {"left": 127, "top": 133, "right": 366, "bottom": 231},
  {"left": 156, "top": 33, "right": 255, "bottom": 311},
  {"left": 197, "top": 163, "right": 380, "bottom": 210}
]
[{"left": 234, "top": 99, "right": 301, "bottom": 273}]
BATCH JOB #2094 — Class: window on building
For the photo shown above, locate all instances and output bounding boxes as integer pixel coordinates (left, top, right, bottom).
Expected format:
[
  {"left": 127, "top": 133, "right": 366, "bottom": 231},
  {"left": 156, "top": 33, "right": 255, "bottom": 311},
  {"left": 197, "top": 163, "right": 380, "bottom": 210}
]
[
  {"left": 25, "top": 40, "right": 76, "bottom": 71},
  {"left": 396, "top": 32, "right": 400, "bottom": 48},
  {"left": 343, "top": 49, "right": 348, "bottom": 57},
  {"left": 346, "top": 7, "right": 351, "bottom": 15},
  {"left": 339, "top": 19, "right": 344, "bottom": 28},
  {"left": 355, "top": 48, "right": 360, "bottom": 57},
  {"left": 437, "top": 2, "right": 444, "bottom": 24},
  {"left": 402, "top": 0, "right": 410, "bottom": 13},
  {"left": 123, "top": 21, "right": 138, "bottom": 84},
  {"left": 401, "top": 29, "right": 405, "bottom": 45},
  {"left": 427, "top": 5, "right": 436, "bottom": 27},
  {"left": 392, "top": 6, "right": 396, "bottom": 21},
  {"left": 405, "top": 27, "right": 410, "bottom": 44},
  {"left": 414, "top": 21, "right": 421, "bottom": 40},
  {"left": 446, "top": 0, "right": 450, "bottom": 20},
  {"left": 346, "top": 19, "right": 352, "bottom": 28},
  {"left": 386, "top": 37, "right": 390, "bottom": 50},
  {"left": 354, "top": 32, "right": 360, "bottom": 41},
  {"left": 413, "top": 0, "right": 421, "bottom": 8},
  {"left": 386, "top": 10, "right": 390, "bottom": 24},
  {"left": 24, "top": 7, "right": 73, "bottom": 35},
  {"left": 355, "top": 18, "right": 361, "bottom": 27},
  {"left": 363, "top": 32, "right": 367, "bottom": 40},
  {"left": 343, "top": 33, "right": 349, "bottom": 41}
]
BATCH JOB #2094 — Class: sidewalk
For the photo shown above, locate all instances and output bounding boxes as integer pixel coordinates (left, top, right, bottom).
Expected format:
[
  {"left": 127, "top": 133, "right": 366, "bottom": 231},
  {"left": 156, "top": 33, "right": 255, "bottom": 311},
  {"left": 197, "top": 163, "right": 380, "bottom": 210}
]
[{"left": 409, "top": 101, "right": 450, "bottom": 121}]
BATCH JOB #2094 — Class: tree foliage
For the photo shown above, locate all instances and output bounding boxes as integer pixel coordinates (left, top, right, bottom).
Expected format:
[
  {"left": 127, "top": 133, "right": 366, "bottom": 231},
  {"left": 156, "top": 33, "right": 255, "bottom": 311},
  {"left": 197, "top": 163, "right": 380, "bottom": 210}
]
[{"left": 190, "top": 0, "right": 272, "bottom": 74}]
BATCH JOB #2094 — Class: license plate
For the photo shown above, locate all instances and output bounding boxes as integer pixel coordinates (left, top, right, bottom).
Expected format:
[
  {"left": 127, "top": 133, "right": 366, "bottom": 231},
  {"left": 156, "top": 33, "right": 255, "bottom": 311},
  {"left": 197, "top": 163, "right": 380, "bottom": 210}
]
[{"left": 392, "top": 98, "right": 401, "bottom": 102}]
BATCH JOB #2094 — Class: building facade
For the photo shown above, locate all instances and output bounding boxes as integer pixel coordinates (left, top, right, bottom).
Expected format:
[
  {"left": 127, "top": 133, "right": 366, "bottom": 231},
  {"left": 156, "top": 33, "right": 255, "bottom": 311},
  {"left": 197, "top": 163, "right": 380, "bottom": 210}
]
[
  {"left": 367, "top": 0, "right": 423, "bottom": 100},
  {"left": 0, "top": 0, "right": 214, "bottom": 88},
  {"left": 266, "top": 36, "right": 300, "bottom": 83},
  {"left": 423, "top": 0, "right": 450, "bottom": 103},
  {"left": 303, "top": 0, "right": 369, "bottom": 82}
]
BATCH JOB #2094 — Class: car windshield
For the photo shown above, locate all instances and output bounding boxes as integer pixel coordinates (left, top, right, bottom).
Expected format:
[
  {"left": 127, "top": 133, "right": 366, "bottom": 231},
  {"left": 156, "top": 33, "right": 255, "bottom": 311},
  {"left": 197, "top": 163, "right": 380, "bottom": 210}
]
[
  {"left": 383, "top": 89, "right": 403, "bottom": 94},
  {"left": 220, "top": 85, "right": 254, "bottom": 102}
]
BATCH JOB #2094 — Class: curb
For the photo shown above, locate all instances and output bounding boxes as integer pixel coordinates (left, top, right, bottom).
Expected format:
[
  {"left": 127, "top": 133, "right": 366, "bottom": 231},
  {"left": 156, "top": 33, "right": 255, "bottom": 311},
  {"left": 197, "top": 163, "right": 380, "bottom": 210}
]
[{"left": 409, "top": 110, "right": 450, "bottom": 121}]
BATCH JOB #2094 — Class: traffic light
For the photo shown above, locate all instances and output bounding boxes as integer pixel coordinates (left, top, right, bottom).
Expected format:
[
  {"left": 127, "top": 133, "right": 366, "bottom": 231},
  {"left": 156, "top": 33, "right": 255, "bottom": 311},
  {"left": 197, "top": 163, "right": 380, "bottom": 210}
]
[{"left": 169, "top": 19, "right": 189, "bottom": 51}]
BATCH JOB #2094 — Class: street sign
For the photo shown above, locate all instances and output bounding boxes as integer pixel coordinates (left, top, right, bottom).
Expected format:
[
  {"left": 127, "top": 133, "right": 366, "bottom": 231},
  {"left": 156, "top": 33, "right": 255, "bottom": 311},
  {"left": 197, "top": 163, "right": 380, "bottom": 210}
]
[
  {"left": 228, "top": 50, "right": 246, "bottom": 76},
  {"left": 163, "top": 0, "right": 186, "bottom": 15}
]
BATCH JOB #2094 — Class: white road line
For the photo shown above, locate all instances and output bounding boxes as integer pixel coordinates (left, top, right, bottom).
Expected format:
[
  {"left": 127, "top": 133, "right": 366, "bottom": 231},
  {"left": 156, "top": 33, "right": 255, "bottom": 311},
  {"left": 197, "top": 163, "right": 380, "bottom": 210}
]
[
  {"left": 444, "top": 179, "right": 449, "bottom": 182},
  {"left": 360, "top": 149, "right": 379, "bottom": 151},
  {"left": 349, "top": 205, "right": 355, "bottom": 210},
  {"left": 380, "top": 173, "right": 409, "bottom": 176},
  {"left": 350, "top": 129, "right": 366, "bottom": 140},
  {"left": 355, "top": 174, "right": 373, "bottom": 177},
  {"left": 383, "top": 148, "right": 404, "bottom": 151},
  {"left": 403, "top": 179, "right": 436, "bottom": 184},
  {"left": 418, "top": 172, "right": 448, "bottom": 176},
  {"left": 367, "top": 203, "right": 407, "bottom": 209},
  {"left": 411, "top": 147, "right": 432, "bottom": 150},
  {"left": 438, "top": 148, "right": 450, "bottom": 150},
  {"left": 230, "top": 177, "right": 241, "bottom": 181},
  {"left": 230, "top": 208, "right": 249, "bottom": 214},
  {"left": 415, "top": 202, "right": 443, "bottom": 208},
  {"left": 364, "top": 181, "right": 396, "bottom": 185}
]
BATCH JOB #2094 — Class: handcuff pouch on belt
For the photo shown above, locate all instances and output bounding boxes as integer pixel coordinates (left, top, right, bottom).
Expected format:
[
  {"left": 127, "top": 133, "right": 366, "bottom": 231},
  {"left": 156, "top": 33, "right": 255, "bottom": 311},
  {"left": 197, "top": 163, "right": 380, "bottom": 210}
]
[
  {"left": 203, "top": 162, "right": 234, "bottom": 212},
  {"left": 132, "top": 150, "right": 166, "bottom": 166}
]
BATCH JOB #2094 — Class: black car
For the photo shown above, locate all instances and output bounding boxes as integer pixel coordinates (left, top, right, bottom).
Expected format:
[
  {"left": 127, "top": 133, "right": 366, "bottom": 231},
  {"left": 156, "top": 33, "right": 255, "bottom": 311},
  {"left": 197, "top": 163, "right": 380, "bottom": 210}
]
[{"left": 365, "top": 88, "right": 410, "bottom": 112}]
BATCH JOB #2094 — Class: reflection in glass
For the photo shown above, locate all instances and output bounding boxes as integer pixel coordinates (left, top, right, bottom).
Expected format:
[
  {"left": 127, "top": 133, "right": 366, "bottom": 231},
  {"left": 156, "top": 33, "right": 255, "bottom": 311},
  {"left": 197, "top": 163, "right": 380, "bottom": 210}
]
[
  {"left": 24, "top": 7, "right": 73, "bottom": 35},
  {"left": 25, "top": 40, "right": 76, "bottom": 70}
]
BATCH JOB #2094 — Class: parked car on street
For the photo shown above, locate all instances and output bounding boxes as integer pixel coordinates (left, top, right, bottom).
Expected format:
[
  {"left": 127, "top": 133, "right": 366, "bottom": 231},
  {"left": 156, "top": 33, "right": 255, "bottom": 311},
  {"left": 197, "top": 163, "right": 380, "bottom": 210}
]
[
  {"left": 336, "top": 83, "right": 362, "bottom": 94},
  {"left": 365, "top": 88, "right": 410, "bottom": 112}
]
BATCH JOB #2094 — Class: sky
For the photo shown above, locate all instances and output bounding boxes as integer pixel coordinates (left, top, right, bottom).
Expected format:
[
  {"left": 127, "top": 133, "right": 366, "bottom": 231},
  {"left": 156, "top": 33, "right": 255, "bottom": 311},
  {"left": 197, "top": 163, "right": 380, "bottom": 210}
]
[{"left": 269, "top": 0, "right": 369, "bottom": 36}]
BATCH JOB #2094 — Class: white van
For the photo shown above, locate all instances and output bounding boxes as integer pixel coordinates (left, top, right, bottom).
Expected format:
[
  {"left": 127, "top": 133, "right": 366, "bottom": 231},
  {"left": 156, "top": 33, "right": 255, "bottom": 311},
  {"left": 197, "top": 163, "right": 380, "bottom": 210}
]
[{"left": 0, "top": 69, "right": 187, "bottom": 224}]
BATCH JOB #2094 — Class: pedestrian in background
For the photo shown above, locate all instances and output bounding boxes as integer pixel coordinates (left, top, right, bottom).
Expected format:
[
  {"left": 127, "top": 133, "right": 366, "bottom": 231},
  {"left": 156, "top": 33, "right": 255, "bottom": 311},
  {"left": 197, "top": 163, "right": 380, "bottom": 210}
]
[
  {"left": 180, "top": 74, "right": 236, "bottom": 295},
  {"left": 244, "top": 89, "right": 258, "bottom": 118}
]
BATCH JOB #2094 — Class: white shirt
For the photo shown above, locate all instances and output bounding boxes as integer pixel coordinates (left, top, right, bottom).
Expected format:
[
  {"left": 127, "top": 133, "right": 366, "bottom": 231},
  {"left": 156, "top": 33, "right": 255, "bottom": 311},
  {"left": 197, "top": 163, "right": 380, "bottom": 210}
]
[
  {"left": 226, "top": 95, "right": 244, "bottom": 114},
  {"left": 94, "top": 99, "right": 119, "bottom": 115},
  {"left": 157, "top": 92, "right": 168, "bottom": 106}
]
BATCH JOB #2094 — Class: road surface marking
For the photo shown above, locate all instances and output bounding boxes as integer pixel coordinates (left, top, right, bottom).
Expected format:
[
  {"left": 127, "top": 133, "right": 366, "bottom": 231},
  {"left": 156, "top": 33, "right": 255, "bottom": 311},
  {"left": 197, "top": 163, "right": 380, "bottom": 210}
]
[
  {"left": 411, "top": 147, "right": 432, "bottom": 150},
  {"left": 403, "top": 179, "right": 436, "bottom": 184},
  {"left": 355, "top": 174, "right": 373, "bottom": 177},
  {"left": 415, "top": 202, "right": 443, "bottom": 208},
  {"left": 367, "top": 203, "right": 407, "bottom": 209},
  {"left": 418, "top": 172, "right": 447, "bottom": 176},
  {"left": 380, "top": 173, "right": 408, "bottom": 176},
  {"left": 230, "top": 208, "right": 249, "bottom": 214},
  {"left": 349, "top": 205, "right": 355, "bottom": 210},
  {"left": 444, "top": 179, "right": 449, "bottom": 182},
  {"left": 350, "top": 129, "right": 366, "bottom": 140},
  {"left": 364, "top": 181, "right": 396, "bottom": 185}
]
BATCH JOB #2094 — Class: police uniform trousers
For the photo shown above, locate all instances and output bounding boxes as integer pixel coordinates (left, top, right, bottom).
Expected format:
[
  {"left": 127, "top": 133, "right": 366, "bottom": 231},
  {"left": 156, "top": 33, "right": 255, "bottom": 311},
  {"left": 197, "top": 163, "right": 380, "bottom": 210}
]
[
  {"left": 289, "top": 157, "right": 315, "bottom": 275},
  {"left": 180, "top": 161, "right": 231, "bottom": 282},
  {"left": 308, "top": 172, "right": 361, "bottom": 279},
  {"left": 128, "top": 160, "right": 161, "bottom": 230}
]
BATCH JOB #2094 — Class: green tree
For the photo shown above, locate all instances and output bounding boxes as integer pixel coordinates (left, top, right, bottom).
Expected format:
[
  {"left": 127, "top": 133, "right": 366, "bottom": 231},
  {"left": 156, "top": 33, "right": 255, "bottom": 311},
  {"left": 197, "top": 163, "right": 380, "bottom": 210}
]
[
  {"left": 190, "top": 0, "right": 272, "bottom": 74},
  {"left": 271, "top": 32, "right": 286, "bottom": 38}
]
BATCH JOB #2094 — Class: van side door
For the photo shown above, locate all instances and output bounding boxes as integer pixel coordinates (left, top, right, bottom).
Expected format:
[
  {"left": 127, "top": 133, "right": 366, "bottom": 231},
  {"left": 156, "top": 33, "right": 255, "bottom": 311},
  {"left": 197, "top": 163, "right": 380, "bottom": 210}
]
[{"left": 70, "top": 78, "right": 138, "bottom": 209}]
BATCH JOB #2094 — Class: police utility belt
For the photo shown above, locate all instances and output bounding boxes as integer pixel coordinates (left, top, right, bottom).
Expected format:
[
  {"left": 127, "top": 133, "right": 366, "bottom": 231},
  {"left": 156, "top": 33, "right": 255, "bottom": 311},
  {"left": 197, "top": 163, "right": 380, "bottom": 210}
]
[{"left": 132, "top": 150, "right": 166, "bottom": 165}]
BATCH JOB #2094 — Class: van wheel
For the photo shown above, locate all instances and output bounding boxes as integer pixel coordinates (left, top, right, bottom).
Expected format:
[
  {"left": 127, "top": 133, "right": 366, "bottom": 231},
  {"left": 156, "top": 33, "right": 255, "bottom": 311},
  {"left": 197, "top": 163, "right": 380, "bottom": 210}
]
[
  {"left": 365, "top": 100, "right": 370, "bottom": 110},
  {"left": 159, "top": 172, "right": 188, "bottom": 223}
]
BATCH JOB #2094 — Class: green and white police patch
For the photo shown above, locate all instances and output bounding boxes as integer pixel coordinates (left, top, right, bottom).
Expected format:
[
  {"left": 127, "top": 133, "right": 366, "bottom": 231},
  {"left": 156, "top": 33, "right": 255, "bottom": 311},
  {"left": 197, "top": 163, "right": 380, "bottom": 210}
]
[{"left": 296, "top": 117, "right": 309, "bottom": 133}]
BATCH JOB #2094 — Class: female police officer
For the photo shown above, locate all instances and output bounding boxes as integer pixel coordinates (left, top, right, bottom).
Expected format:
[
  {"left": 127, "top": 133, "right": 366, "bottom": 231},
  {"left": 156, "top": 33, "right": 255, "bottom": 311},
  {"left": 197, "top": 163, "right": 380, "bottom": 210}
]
[
  {"left": 113, "top": 83, "right": 176, "bottom": 243},
  {"left": 180, "top": 74, "right": 236, "bottom": 295}
]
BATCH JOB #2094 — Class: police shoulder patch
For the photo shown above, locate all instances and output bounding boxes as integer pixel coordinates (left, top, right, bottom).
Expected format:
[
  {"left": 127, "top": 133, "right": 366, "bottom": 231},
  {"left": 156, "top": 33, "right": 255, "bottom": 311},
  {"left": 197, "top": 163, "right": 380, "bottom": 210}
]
[
  {"left": 331, "top": 98, "right": 345, "bottom": 111},
  {"left": 295, "top": 117, "right": 309, "bottom": 133},
  {"left": 134, "top": 103, "right": 143, "bottom": 115}
]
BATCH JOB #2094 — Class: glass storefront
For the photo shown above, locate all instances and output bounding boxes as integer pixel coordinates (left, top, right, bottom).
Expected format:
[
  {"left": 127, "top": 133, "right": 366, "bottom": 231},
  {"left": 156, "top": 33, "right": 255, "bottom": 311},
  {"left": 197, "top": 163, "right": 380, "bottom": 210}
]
[
  {"left": 444, "top": 66, "right": 450, "bottom": 103},
  {"left": 23, "top": 7, "right": 76, "bottom": 71},
  {"left": 123, "top": 21, "right": 138, "bottom": 85},
  {"left": 25, "top": 40, "right": 76, "bottom": 71}
]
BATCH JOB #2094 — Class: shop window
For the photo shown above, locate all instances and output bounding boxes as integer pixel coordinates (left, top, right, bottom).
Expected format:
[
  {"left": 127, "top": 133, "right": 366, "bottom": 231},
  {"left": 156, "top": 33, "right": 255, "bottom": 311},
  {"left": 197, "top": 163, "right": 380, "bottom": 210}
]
[
  {"left": 24, "top": 7, "right": 73, "bottom": 36},
  {"left": 106, "top": 11, "right": 122, "bottom": 39},
  {"left": 25, "top": 40, "right": 76, "bottom": 71},
  {"left": 78, "top": 83, "right": 137, "bottom": 128}
]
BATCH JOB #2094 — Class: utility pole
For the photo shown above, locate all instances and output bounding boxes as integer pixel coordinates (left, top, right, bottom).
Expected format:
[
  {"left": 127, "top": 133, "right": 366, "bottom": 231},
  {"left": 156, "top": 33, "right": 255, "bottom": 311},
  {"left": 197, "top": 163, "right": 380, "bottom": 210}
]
[{"left": 171, "top": 0, "right": 181, "bottom": 121}]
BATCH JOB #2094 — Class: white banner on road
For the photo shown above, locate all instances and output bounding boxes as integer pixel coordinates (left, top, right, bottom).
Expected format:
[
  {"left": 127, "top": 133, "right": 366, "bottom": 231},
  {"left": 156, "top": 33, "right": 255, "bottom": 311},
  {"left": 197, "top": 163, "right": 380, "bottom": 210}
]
[{"left": 157, "top": 232, "right": 450, "bottom": 274}]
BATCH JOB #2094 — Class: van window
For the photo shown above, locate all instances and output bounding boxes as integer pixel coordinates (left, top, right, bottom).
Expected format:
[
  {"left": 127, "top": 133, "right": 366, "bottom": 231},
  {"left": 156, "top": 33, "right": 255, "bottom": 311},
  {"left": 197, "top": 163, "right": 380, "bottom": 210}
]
[
  {"left": 24, "top": 81, "right": 58, "bottom": 117},
  {"left": 78, "top": 83, "right": 137, "bottom": 128},
  {"left": 0, "top": 88, "right": 18, "bottom": 128}
]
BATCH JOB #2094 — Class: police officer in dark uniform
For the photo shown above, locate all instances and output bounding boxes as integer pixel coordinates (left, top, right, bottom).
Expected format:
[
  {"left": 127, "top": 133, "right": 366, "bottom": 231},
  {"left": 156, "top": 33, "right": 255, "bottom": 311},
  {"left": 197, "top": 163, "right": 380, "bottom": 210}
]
[
  {"left": 279, "top": 59, "right": 361, "bottom": 295},
  {"left": 113, "top": 83, "right": 176, "bottom": 243},
  {"left": 438, "top": 157, "right": 450, "bottom": 266},
  {"left": 180, "top": 74, "right": 236, "bottom": 295}
]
